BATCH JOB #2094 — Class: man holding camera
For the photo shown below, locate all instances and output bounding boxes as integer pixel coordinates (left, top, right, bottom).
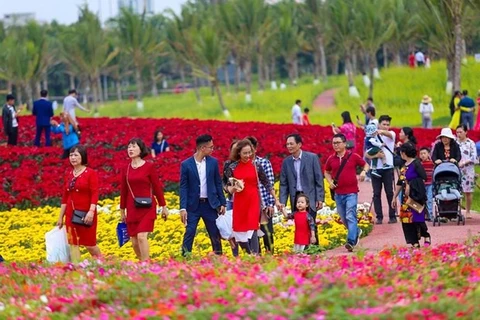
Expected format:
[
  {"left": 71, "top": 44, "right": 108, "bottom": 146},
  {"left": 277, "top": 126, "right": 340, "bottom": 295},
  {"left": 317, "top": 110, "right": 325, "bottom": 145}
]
[{"left": 325, "top": 133, "right": 369, "bottom": 252}]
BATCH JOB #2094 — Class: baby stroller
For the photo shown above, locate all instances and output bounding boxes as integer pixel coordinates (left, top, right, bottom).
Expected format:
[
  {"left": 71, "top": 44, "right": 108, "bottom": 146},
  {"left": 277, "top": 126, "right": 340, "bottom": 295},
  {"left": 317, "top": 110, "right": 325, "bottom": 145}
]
[{"left": 432, "top": 162, "right": 464, "bottom": 226}]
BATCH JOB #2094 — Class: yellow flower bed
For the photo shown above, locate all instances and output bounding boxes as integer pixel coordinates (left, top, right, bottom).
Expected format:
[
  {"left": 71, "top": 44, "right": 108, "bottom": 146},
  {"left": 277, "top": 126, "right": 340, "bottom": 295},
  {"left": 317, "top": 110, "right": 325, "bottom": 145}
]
[{"left": 0, "top": 192, "right": 371, "bottom": 262}]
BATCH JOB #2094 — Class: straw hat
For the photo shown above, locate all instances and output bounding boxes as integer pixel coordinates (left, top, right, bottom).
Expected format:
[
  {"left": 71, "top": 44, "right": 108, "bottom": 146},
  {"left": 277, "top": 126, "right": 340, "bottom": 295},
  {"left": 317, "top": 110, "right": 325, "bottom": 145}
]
[
  {"left": 422, "top": 95, "right": 432, "bottom": 103},
  {"left": 436, "top": 128, "right": 456, "bottom": 140}
]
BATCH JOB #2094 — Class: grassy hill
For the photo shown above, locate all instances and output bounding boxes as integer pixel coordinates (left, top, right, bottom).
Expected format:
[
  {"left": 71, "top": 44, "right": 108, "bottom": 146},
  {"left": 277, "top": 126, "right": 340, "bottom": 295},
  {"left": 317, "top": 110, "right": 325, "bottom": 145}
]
[{"left": 84, "top": 58, "right": 480, "bottom": 127}]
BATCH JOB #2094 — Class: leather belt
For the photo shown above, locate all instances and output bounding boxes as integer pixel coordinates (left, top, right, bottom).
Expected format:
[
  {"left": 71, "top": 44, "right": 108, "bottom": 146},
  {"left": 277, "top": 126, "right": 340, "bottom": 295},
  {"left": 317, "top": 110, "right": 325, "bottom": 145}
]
[{"left": 199, "top": 198, "right": 208, "bottom": 202}]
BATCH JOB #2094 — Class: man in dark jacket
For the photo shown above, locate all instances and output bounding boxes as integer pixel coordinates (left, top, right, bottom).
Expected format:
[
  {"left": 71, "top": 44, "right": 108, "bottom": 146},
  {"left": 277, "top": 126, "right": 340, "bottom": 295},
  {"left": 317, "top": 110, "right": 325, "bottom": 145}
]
[
  {"left": 2, "top": 94, "right": 22, "bottom": 146},
  {"left": 32, "top": 90, "right": 54, "bottom": 147}
]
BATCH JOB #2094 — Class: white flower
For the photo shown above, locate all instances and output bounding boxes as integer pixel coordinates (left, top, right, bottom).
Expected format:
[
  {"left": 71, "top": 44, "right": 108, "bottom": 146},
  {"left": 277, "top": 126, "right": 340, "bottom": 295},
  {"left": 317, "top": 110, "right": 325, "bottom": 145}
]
[
  {"left": 40, "top": 295, "right": 48, "bottom": 304},
  {"left": 0, "top": 302, "right": 5, "bottom": 311}
]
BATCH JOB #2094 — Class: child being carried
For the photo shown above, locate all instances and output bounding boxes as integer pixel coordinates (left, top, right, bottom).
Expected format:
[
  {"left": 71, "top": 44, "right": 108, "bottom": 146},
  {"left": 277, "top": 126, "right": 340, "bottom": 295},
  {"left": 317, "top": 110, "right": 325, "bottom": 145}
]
[{"left": 365, "top": 124, "right": 391, "bottom": 177}]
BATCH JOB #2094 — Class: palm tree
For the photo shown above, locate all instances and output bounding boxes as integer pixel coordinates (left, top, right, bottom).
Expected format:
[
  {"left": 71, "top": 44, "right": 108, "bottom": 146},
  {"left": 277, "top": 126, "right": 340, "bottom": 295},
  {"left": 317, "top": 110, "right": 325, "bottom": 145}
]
[
  {"left": 165, "top": 6, "right": 203, "bottom": 103},
  {"left": 327, "top": 0, "right": 359, "bottom": 96},
  {"left": 302, "top": 0, "right": 330, "bottom": 83},
  {"left": 112, "top": 8, "right": 163, "bottom": 110},
  {"left": 421, "top": 0, "right": 480, "bottom": 92},
  {"left": 60, "top": 7, "right": 118, "bottom": 113},
  {"left": 389, "top": 0, "right": 420, "bottom": 65},
  {"left": 0, "top": 21, "right": 50, "bottom": 107},
  {"left": 354, "top": 0, "right": 395, "bottom": 97},
  {"left": 275, "top": 0, "right": 304, "bottom": 84},
  {"left": 188, "top": 22, "right": 230, "bottom": 116},
  {"left": 219, "top": 0, "right": 270, "bottom": 102}
]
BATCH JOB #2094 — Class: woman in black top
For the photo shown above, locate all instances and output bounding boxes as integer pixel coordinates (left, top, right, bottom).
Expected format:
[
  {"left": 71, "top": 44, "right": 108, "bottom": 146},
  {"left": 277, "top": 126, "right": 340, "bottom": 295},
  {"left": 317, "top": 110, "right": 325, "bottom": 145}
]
[{"left": 431, "top": 128, "right": 461, "bottom": 165}]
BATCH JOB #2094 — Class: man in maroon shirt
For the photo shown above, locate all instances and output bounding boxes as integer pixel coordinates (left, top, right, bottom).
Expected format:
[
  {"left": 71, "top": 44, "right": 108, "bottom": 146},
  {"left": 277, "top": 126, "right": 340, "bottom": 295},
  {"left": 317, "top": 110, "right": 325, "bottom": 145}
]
[{"left": 325, "top": 133, "right": 369, "bottom": 252}]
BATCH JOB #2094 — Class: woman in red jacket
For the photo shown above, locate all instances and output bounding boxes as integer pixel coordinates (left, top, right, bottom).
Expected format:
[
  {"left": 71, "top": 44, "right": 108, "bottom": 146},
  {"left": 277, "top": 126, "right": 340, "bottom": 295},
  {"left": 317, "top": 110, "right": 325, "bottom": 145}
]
[
  {"left": 120, "top": 138, "right": 168, "bottom": 261},
  {"left": 57, "top": 145, "right": 101, "bottom": 262}
]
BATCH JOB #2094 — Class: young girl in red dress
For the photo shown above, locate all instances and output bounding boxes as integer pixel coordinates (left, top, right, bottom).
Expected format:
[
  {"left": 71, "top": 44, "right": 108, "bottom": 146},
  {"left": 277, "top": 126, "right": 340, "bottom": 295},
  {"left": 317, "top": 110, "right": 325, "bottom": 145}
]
[
  {"left": 57, "top": 145, "right": 101, "bottom": 262},
  {"left": 120, "top": 138, "right": 168, "bottom": 261},
  {"left": 285, "top": 194, "right": 316, "bottom": 253}
]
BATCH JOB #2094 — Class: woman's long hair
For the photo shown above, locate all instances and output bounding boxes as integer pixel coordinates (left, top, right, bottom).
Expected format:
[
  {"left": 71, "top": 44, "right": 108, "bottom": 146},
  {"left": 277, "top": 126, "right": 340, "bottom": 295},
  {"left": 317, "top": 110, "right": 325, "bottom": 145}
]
[
  {"left": 402, "top": 127, "right": 417, "bottom": 145},
  {"left": 449, "top": 90, "right": 461, "bottom": 113},
  {"left": 341, "top": 111, "right": 353, "bottom": 124}
]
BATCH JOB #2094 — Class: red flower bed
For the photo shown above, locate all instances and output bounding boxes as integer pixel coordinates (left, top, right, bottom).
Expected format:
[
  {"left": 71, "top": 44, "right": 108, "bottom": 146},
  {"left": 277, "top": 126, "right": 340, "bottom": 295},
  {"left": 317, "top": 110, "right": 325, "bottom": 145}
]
[{"left": 1, "top": 116, "right": 479, "bottom": 208}]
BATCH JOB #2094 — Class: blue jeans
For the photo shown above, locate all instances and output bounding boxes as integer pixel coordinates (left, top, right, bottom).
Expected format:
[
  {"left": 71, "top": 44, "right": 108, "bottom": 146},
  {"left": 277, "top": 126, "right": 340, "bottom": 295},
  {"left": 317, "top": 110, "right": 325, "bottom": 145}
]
[
  {"left": 425, "top": 184, "right": 433, "bottom": 220},
  {"left": 181, "top": 202, "right": 222, "bottom": 256},
  {"left": 335, "top": 193, "right": 359, "bottom": 245},
  {"left": 461, "top": 111, "right": 474, "bottom": 130}
]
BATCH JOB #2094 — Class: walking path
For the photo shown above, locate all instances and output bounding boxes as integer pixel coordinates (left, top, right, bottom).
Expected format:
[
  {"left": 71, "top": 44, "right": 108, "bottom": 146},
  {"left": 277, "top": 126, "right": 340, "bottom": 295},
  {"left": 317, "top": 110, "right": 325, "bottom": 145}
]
[
  {"left": 312, "top": 88, "right": 337, "bottom": 110},
  {"left": 326, "top": 180, "right": 480, "bottom": 257}
]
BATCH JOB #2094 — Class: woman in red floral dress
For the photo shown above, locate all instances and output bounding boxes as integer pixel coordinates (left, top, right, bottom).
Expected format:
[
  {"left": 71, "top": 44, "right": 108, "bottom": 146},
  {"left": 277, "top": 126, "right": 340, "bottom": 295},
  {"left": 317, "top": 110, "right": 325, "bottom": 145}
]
[
  {"left": 224, "top": 139, "right": 275, "bottom": 254},
  {"left": 120, "top": 138, "right": 168, "bottom": 261},
  {"left": 57, "top": 145, "right": 101, "bottom": 262}
]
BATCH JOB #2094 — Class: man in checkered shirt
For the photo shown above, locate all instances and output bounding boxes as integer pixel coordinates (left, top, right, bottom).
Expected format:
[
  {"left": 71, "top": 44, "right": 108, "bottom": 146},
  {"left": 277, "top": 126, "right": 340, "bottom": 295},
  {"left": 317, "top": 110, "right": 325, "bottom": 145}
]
[{"left": 247, "top": 136, "right": 276, "bottom": 254}]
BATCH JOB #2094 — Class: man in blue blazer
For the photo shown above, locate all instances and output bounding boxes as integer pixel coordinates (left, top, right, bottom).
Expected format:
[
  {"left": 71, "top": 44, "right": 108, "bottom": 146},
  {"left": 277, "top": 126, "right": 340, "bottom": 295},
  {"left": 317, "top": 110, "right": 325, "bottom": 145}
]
[
  {"left": 180, "top": 134, "right": 226, "bottom": 256},
  {"left": 32, "top": 90, "right": 54, "bottom": 147}
]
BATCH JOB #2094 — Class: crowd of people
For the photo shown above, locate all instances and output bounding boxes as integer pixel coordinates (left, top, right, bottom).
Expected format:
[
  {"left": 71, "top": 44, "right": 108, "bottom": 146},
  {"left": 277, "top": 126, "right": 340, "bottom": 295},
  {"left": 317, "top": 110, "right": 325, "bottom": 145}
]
[{"left": 2, "top": 90, "right": 480, "bottom": 262}]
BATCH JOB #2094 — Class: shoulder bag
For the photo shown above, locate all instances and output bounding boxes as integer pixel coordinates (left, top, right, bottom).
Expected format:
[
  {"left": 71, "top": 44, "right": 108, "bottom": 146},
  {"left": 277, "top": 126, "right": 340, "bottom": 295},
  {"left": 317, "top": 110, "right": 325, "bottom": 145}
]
[
  {"left": 71, "top": 201, "right": 91, "bottom": 227},
  {"left": 127, "top": 165, "right": 153, "bottom": 208},
  {"left": 330, "top": 152, "right": 353, "bottom": 198}
]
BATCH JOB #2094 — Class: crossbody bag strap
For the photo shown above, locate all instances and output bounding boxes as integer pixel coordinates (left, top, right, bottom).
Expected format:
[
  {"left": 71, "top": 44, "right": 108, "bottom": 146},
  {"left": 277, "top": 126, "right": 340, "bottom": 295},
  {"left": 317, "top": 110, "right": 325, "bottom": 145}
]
[
  {"left": 377, "top": 135, "right": 395, "bottom": 155},
  {"left": 126, "top": 165, "right": 136, "bottom": 199},
  {"left": 334, "top": 152, "right": 353, "bottom": 182},
  {"left": 127, "top": 164, "right": 153, "bottom": 199}
]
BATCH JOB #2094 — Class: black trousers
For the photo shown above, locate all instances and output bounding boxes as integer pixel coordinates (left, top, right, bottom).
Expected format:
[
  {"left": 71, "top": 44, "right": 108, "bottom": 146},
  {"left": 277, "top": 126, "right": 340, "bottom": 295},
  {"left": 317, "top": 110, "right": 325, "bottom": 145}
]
[
  {"left": 372, "top": 168, "right": 396, "bottom": 221},
  {"left": 260, "top": 216, "right": 274, "bottom": 253},
  {"left": 7, "top": 127, "right": 18, "bottom": 146}
]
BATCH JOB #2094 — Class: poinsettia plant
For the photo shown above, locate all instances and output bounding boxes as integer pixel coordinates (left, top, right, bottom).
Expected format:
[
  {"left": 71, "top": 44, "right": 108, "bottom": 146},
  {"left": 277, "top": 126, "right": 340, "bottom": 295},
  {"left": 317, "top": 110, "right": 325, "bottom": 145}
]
[{"left": 1, "top": 116, "right": 478, "bottom": 208}]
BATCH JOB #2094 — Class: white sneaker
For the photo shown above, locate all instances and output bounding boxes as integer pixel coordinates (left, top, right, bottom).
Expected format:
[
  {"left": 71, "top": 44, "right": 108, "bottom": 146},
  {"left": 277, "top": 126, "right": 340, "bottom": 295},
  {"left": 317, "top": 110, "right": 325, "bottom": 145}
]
[{"left": 355, "top": 229, "right": 363, "bottom": 246}]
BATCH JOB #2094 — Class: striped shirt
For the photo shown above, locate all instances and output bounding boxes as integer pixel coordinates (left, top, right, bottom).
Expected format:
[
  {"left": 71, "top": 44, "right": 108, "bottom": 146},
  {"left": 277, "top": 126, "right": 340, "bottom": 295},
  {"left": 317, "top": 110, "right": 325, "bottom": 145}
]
[{"left": 422, "top": 160, "right": 434, "bottom": 185}]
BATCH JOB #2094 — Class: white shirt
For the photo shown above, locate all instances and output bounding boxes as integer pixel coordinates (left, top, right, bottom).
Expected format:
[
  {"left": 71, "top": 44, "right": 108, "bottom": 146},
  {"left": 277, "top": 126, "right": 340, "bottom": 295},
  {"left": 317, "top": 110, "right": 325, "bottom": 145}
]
[
  {"left": 415, "top": 52, "right": 425, "bottom": 63},
  {"left": 63, "top": 95, "right": 88, "bottom": 124},
  {"left": 8, "top": 106, "right": 18, "bottom": 127},
  {"left": 376, "top": 131, "right": 396, "bottom": 168},
  {"left": 292, "top": 104, "right": 302, "bottom": 125},
  {"left": 292, "top": 151, "right": 303, "bottom": 191},
  {"left": 195, "top": 157, "right": 207, "bottom": 198},
  {"left": 366, "top": 118, "right": 379, "bottom": 128},
  {"left": 419, "top": 103, "right": 434, "bottom": 118}
]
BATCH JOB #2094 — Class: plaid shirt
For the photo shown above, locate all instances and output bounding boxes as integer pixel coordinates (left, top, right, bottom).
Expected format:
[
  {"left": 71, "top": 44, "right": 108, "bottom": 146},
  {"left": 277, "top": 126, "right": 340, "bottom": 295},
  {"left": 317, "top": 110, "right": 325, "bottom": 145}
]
[{"left": 254, "top": 156, "right": 275, "bottom": 208}]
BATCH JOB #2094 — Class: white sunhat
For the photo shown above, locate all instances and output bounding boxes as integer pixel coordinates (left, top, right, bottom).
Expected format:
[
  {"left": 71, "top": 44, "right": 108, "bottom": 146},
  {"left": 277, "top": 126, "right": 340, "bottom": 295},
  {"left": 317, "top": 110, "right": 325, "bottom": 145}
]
[{"left": 436, "top": 127, "right": 456, "bottom": 140}]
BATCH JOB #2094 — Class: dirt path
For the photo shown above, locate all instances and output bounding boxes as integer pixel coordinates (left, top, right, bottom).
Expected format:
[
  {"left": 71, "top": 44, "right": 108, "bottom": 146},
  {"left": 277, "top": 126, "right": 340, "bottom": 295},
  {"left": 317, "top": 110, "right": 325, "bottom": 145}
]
[
  {"left": 326, "top": 179, "right": 480, "bottom": 257},
  {"left": 312, "top": 88, "right": 337, "bottom": 110}
]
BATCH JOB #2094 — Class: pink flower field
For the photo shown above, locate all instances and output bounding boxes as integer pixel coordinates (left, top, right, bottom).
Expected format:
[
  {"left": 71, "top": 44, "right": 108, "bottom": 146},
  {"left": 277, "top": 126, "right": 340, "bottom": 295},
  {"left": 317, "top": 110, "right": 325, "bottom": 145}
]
[{"left": 1, "top": 239, "right": 480, "bottom": 319}]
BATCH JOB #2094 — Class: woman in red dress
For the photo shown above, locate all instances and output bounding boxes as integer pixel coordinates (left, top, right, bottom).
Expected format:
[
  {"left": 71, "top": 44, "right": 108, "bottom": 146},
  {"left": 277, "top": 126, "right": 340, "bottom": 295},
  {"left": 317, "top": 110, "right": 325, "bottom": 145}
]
[
  {"left": 120, "top": 138, "right": 168, "bottom": 261},
  {"left": 57, "top": 145, "right": 101, "bottom": 262},
  {"left": 225, "top": 139, "right": 275, "bottom": 254}
]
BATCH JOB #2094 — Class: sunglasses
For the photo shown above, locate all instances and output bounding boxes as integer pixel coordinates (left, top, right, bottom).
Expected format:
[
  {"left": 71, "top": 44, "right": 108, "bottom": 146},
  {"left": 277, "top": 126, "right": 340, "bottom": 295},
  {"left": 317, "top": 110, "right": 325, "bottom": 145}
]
[{"left": 68, "top": 177, "right": 77, "bottom": 191}]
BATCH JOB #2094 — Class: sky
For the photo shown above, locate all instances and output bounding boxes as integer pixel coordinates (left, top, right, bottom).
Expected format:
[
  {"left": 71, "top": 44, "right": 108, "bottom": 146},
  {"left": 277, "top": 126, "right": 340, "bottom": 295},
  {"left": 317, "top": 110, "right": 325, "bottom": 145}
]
[{"left": 0, "top": 0, "right": 186, "bottom": 25}]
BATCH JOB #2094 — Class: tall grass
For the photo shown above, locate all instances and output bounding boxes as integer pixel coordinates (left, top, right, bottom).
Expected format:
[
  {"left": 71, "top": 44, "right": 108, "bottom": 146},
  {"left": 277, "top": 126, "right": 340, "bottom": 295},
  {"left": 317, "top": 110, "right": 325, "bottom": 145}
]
[
  {"left": 96, "top": 76, "right": 343, "bottom": 123},
  {"left": 70, "top": 58, "right": 480, "bottom": 127},
  {"left": 334, "top": 59, "right": 480, "bottom": 127}
]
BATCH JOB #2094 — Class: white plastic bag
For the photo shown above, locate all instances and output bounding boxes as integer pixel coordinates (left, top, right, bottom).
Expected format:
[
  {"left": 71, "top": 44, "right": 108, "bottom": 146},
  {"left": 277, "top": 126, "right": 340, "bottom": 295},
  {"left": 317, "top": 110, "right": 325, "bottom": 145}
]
[
  {"left": 45, "top": 227, "right": 70, "bottom": 263},
  {"left": 216, "top": 210, "right": 233, "bottom": 240}
]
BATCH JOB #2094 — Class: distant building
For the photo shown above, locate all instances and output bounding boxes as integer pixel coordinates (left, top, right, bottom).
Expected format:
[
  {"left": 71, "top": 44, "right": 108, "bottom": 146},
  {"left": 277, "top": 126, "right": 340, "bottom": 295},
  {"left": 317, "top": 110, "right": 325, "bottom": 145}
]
[
  {"left": 2, "top": 13, "right": 35, "bottom": 27},
  {"left": 118, "top": 0, "right": 154, "bottom": 14}
]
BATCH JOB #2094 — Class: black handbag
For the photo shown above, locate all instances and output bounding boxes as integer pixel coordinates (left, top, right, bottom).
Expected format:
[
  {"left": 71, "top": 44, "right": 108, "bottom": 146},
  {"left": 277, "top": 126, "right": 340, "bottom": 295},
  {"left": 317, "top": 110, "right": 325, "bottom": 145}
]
[
  {"left": 330, "top": 152, "right": 352, "bottom": 198},
  {"left": 127, "top": 165, "right": 153, "bottom": 208},
  {"left": 71, "top": 202, "right": 92, "bottom": 227}
]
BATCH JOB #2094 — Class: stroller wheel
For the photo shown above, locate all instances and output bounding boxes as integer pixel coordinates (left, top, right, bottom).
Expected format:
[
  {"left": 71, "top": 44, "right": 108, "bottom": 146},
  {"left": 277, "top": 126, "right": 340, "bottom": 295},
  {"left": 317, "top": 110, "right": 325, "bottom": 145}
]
[
  {"left": 433, "top": 219, "right": 436, "bottom": 226},
  {"left": 457, "top": 216, "right": 461, "bottom": 225}
]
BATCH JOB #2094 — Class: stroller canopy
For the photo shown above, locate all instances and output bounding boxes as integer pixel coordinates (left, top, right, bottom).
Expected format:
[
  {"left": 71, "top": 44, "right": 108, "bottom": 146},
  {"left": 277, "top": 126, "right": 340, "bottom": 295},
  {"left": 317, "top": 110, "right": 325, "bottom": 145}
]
[{"left": 433, "top": 162, "right": 461, "bottom": 181}]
